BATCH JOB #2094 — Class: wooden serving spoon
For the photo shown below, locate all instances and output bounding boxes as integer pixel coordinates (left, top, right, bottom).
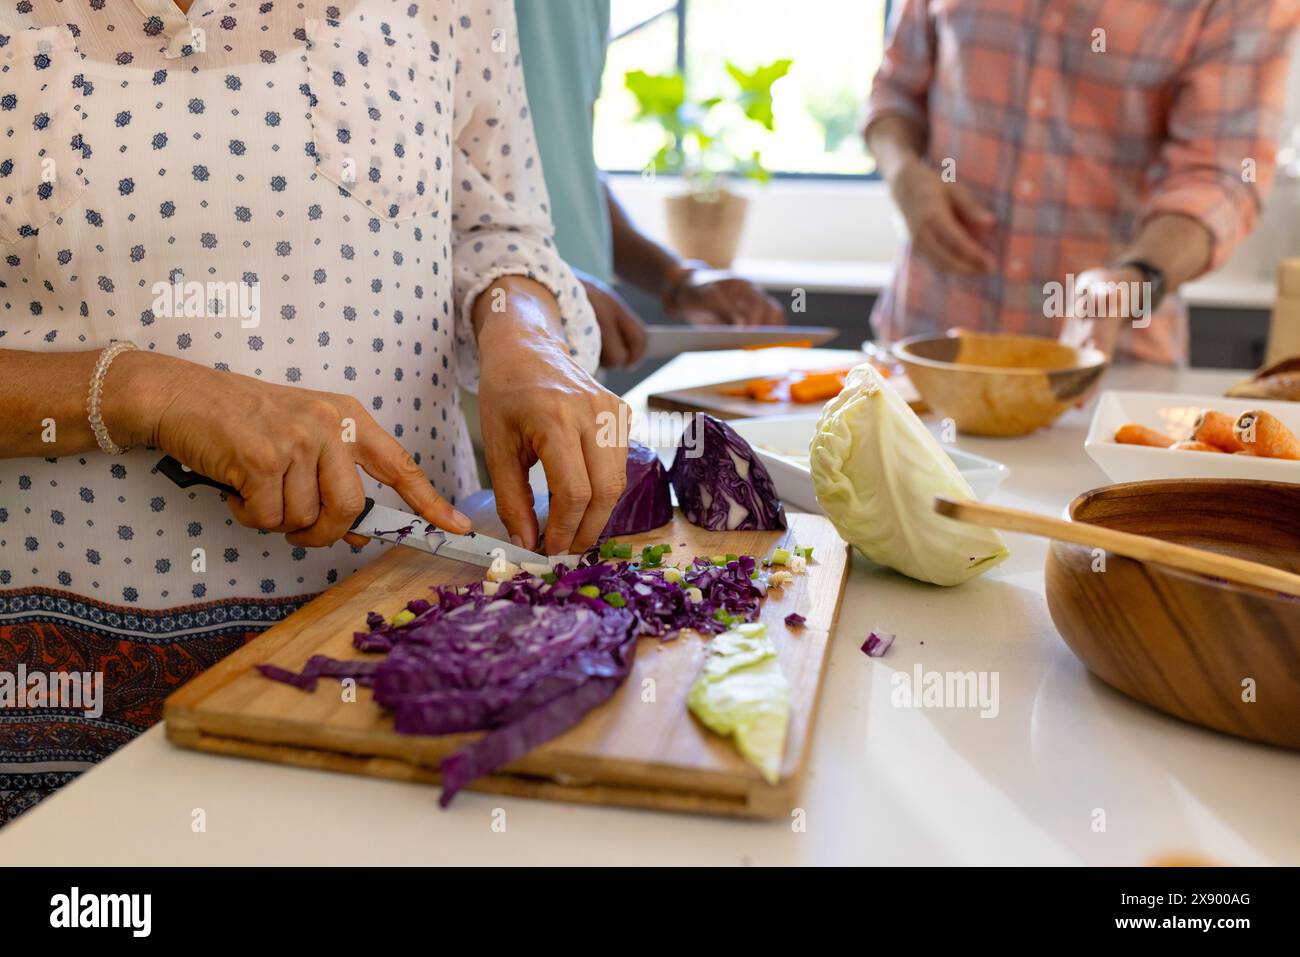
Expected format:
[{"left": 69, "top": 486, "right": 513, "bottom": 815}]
[{"left": 934, "top": 496, "right": 1300, "bottom": 599}]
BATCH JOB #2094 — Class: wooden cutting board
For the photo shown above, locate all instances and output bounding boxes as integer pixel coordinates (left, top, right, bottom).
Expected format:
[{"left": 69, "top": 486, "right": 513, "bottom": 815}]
[
  {"left": 164, "top": 512, "right": 849, "bottom": 819},
  {"left": 649, "top": 370, "right": 925, "bottom": 420}
]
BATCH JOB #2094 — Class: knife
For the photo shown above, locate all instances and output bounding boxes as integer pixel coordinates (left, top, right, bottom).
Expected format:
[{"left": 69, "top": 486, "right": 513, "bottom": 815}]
[
  {"left": 155, "top": 455, "right": 549, "bottom": 569},
  {"left": 641, "top": 324, "right": 837, "bottom": 359}
]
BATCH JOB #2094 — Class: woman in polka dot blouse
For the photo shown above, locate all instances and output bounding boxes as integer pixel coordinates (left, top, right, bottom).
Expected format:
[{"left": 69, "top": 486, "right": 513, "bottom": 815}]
[{"left": 0, "top": 0, "right": 625, "bottom": 823}]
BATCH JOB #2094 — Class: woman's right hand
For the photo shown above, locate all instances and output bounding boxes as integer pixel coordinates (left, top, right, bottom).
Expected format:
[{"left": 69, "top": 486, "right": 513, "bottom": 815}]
[{"left": 109, "top": 353, "right": 470, "bottom": 547}]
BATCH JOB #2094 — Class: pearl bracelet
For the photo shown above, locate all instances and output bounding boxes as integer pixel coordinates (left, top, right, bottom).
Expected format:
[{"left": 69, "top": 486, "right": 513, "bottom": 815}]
[{"left": 87, "top": 340, "right": 138, "bottom": 455}]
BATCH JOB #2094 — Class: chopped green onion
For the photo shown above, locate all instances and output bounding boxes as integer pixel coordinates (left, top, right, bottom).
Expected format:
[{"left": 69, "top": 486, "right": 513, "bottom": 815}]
[
  {"left": 772, "top": 547, "right": 790, "bottom": 565},
  {"left": 599, "top": 541, "right": 614, "bottom": 558},
  {"left": 602, "top": 592, "right": 626, "bottom": 608},
  {"left": 727, "top": 553, "right": 738, "bottom": 562},
  {"left": 796, "top": 546, "right": 814, "bottom": 560},
  {"left": 577, "top": 585, "right": 600, "bottom": 598},
  {"left": 663, "top": 567, "right": 684, "bottom": 585},
  {"left": 710, "top": 554, "right": 728, "bottom": 566},
  {"left": 541, "top": 572, "right": 557, "bottom": 585},
  {"left": 611, "top": 542, "right": 633, "bottom": 560},
  {"left": 391, "top": 609, "right": 416, "bottom": 627}
]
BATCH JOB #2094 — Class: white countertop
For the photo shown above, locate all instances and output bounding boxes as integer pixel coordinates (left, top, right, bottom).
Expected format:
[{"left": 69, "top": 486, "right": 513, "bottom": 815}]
[
  {"left": 731, "top": 256, "right": 1277, "bottom": 310},
  {"left": 2, "top": 353, "right": 1297, "bottom": 866}
]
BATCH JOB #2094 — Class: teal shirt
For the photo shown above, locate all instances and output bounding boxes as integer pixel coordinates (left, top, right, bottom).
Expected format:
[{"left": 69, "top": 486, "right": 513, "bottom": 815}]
[{"left": 515, "top": 0, "right": 614, "bottom": 283}]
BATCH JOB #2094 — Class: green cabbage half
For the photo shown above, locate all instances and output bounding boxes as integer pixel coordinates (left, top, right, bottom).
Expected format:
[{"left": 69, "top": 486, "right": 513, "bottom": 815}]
[{"left": 810, "top": 363, "right": 1009, "bottom": 586}]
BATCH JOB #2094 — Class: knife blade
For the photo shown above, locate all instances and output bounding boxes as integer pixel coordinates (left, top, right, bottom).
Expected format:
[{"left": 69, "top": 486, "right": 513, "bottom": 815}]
[
  {"left": 155, "top": 455, "right": 548, "bottom": 569},
  {"left": 359, "top": 502, "right": 549, "bottom": 568},
  {"left": 641, "top": 324, "right": 837, "bottom": 359}
]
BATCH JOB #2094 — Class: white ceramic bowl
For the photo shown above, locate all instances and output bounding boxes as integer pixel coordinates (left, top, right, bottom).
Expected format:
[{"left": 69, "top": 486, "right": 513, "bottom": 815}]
[
  {"left": 729, "top": 413, "right": 1009, "bottom": 514},
  {"left": 1084, "top": 391, "right": 1300, "bottom": 484}
]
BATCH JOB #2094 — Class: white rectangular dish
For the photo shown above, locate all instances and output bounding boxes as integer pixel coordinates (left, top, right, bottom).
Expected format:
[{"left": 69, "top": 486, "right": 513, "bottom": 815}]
[
  {"left": 729, "top": 413, "right": 1009, "bottom": 514},
  {"left": 1084, "top": 390, "right": 1300, "bottom": 484}
]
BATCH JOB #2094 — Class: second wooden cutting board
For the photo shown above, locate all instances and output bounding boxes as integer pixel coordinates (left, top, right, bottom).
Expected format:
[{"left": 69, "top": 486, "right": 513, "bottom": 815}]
[{"left": 165, "top": 511, "right": 850, "bottom": 818}]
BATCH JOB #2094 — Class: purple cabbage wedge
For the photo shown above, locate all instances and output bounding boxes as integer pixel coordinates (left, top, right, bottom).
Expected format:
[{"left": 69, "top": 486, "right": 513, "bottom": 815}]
[
  {"left": 601, "top": 441, "right": 673, "bottom": 537},
  {"left": 669, "top": 414, "right": 787, "bottom": 531}
]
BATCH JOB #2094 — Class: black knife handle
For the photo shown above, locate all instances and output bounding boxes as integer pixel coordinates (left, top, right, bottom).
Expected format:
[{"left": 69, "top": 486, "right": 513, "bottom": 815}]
[
  {"left": 156, "top": 455, "right": 238, "bottom": 495},
  {"left": 156, "top": 455, "right": 375, "bottom": 530}
]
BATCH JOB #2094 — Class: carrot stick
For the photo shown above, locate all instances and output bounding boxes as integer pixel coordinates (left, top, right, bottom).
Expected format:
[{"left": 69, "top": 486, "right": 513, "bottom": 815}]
[
  {"left": 1192, "top": 409, "right": 1245, "bottom": 452},
  {"left": 789, "top": 372, "right": 846, "bottom": 404},
  {"left": 1169, "top": 440, "right": 1225, "bottom": 453},
  {"left": 1234, "top": 410, "right": 1300, "bottom": 460},
  {"left": 1114, "top": 423, "right": 1174, "bottom": 448},
  {"left": 742, "top": 378, "right": 780, "bottom": 401}
]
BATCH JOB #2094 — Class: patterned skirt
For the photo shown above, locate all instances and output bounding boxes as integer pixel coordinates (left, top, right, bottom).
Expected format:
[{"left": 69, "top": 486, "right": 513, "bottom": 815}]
[{"left": 0, "top": 588, "right": 310, "bottom": 825}]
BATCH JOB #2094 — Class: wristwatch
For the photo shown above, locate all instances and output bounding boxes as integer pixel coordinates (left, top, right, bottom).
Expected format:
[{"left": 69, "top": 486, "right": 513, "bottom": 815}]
[{"left": 1114, "top": 259, "right": 1167, "bottom": 313}]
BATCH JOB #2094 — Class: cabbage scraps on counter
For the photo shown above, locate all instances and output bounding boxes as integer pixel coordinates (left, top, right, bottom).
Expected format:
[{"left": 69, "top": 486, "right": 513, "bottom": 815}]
[{"left": 810, "top": 363, "right": 1009, "bottom": 586}]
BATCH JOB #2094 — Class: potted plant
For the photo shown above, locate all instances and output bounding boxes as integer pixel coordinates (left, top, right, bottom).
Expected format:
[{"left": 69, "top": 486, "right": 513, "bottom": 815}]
[{"left": 625, "top": 59, "right": 792, "bottom": 268}]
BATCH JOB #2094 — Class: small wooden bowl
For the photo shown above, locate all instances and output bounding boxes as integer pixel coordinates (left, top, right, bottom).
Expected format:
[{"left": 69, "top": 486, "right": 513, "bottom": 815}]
[
  {"left": 893, "top": 332, "right": 1107, "bottom": 436},
  {"left": 1045, "top": 479, "right": 1300, "bottom": 749}
]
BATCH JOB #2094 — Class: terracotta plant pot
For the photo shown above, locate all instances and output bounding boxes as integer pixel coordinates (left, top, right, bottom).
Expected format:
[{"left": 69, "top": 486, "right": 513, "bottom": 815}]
[{"left": 664, "top": 189, "right": 749, "bottom": 268}]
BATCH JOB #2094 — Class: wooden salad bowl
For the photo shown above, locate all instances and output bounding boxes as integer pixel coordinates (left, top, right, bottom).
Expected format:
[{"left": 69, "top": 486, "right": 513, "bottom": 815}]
[
  {"left": 893, "top": 332, "right": 1107, "bottom": 436},
  {"left": 1045, "top": 479, "right": 1300, "bottom": 749}
]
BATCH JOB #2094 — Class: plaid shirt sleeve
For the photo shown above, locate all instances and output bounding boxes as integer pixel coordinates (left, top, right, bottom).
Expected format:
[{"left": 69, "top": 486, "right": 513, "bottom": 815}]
[
  {"left": 1143, "top": 0, "right": 1300, "bottom": 271},
  {"left": 863, "top": 0, "right": 934, "bottom": 134}
]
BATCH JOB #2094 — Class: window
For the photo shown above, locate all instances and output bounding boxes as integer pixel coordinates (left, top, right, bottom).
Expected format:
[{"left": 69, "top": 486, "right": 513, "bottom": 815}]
[{"left": 594, "top": 0, "right": 889, "bottom": 178}]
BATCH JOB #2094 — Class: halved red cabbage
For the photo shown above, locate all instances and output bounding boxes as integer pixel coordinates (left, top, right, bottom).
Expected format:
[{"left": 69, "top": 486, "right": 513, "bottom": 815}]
[
  {"left": 258, "top": 551, "right": 765, "bottom": 805},
  {"left": 668, "top": 414, "right": 786, "bottom": 531},
  {"left": 601, "top": 441, "right": 673, "bottom": 537}
]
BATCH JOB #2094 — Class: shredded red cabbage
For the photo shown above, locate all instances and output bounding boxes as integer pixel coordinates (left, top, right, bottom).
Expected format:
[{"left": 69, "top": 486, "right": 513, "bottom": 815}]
[
  {"left": 258, "top": 551, "right": 766, "bottom": 805},
  {"left": 601, "top": 441, "right": 673, "bottom": 538},
  {"left": 668, "top": 414, "right": 786, "bottom": 531},
  {"left": 861, "top": 631, "right": 895, "bottom": 657},
  {"left": 255, "top": 654, "right": 380, "bottom": 691},
  {"left": 784, "top": 612, "right": 806, "bottom": 627}
]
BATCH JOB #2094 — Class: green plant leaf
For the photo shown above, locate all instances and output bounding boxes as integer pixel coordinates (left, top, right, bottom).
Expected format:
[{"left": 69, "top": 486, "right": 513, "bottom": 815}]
[
  {"left": 725, "top": 58, "right": 793, "bottom": 131},
  {"left": 624, "top": 69, "right": 686, "bottom": 128}
]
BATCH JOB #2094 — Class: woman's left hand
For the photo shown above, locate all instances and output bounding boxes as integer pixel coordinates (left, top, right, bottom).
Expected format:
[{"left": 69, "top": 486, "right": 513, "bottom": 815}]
[{"left": 476, "top": 277, "right": 630, "bottom": 556}]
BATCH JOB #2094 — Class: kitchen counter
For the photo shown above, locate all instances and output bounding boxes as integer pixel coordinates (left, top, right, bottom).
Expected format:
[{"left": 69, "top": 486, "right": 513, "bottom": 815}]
[{"left": 2, "top": 354, "right": 1297, "bottom": 866}]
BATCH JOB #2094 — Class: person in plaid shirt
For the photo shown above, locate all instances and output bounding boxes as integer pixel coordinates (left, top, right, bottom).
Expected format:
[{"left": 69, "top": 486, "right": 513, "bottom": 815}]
[{"left": 866, "top": 0, "right": 1300, "bottom": 364}]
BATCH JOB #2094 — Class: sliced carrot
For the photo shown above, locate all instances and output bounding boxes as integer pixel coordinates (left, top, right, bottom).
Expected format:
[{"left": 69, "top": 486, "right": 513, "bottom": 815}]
[
  {"left": 1192, "top": 409, "right": 1245, "bottom": 452},
  {"left": 1234, "top": 410, "right": 1300, "bottom": 460},
  {"left": 789, "top": 372, "right": 846, "bottom": 404},
  {"left": 1114, "top": 423, "right": 1175, "bottom": 448},
  {"left": 742, "top": 339, "right": 813, "bottom": 351},
  {"left": 1170, "top": 440, "right": 1225, "bottom": 453}
]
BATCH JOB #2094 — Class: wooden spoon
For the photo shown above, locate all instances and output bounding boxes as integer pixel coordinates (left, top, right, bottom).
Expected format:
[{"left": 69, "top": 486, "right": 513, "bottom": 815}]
[{"left": 934, "top": 496, "right": 1300, "bottom": 599}]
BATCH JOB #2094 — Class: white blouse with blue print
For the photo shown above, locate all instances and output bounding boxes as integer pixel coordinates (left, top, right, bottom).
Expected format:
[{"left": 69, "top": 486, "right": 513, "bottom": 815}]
[{"left": 0, "top": 0, "right": 599, "bottom": 613}]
